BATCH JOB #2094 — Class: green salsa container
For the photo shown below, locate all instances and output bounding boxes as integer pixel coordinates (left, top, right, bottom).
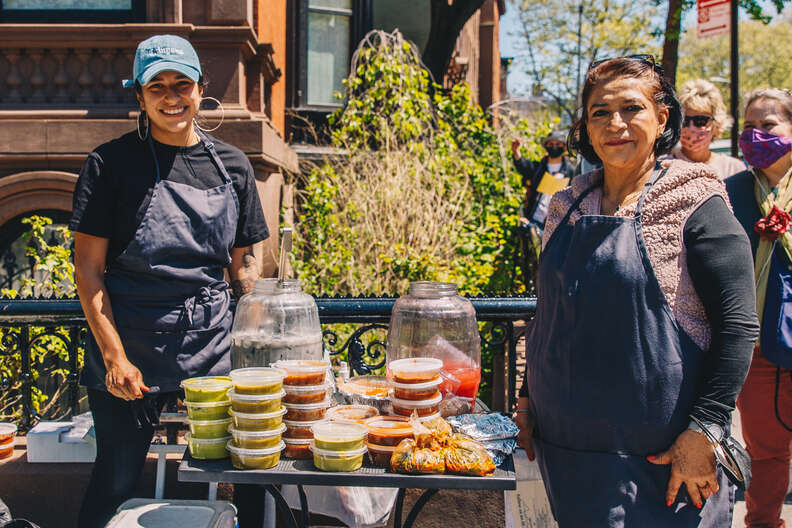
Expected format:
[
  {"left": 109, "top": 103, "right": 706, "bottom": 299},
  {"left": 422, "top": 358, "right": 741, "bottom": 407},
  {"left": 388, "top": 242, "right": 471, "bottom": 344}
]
[
  {"left": 227, "top": 440, "right": 284, "bottom": 470},
  {"left": 181, "top": 376, "right": 232, "bottom": 402},
  {"left": 230, "top": 367, "right": 285, "bottom": 395},
  {"left": 187, "top": 417, "right": 232, "bottom": 439},
  {"left": 311, "top": 420, "right": 367, "bottom": 451},
  {"left": 184, "top": 400, "right": 232, "bottom": 421},
  {"left": 186, "top": 433, "right": 230, "bottom": 459},
  {"left": 228, "top": 388, "right": 285, "bottom": 414},
  {"left": 310, "top": 442, "right": 367, "bottom": 472},
  {"left": 229, "top": 407, "right": 287, "bottom": 431},
  {"left": 228, "top": 424, "right": 285, "bottom": 449}
]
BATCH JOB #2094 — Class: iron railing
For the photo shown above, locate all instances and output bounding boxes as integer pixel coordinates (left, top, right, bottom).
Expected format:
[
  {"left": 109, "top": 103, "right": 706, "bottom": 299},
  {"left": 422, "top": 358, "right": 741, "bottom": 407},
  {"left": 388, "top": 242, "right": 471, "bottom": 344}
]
[{"left": 0, "top": 296, "right": 536, "bottom": 431}]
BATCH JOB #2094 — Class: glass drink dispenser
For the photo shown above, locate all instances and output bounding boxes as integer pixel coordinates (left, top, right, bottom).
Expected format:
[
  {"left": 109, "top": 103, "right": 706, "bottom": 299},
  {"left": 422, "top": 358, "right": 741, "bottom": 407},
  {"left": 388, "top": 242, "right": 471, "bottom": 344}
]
[
  {"left": 231, "top": 278, "right": 323, "bottom": 369},
  {"left": 385, "top": 281, "right": 481, "bottom": 401}
]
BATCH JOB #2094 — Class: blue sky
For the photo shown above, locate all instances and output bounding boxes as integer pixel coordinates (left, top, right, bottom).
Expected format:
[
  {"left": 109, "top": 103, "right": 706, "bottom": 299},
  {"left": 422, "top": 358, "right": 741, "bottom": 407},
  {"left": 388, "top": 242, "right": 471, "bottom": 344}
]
[{"left": 499, "top": 0, "right": 789, "bottom": 96}]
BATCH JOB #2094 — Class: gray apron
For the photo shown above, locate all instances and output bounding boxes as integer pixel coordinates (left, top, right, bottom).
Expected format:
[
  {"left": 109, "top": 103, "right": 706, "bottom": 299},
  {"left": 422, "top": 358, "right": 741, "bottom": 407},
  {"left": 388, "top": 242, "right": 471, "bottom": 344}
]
[
  {"left": 525, "top": 168, "right": 733, "bottom": 527},
  {"left": 82, "top": 131, "right": 240, "bottom": 392}
]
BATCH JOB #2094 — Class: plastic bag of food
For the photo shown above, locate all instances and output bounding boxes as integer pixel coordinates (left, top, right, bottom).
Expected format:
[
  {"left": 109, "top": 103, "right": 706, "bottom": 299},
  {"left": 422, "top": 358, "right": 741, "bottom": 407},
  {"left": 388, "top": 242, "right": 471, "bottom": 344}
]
[
  {"left": 438, "top": 395, "right": 473, "bottom": 417},
  {"left": 411, "top": 412, "right": 451, "bottom": 449},
  {"left": 389, "top": 438, "right": 445, "bottom": 474},
  {"left": 444, "top": 434, "right": 496, "bottom": 476}
]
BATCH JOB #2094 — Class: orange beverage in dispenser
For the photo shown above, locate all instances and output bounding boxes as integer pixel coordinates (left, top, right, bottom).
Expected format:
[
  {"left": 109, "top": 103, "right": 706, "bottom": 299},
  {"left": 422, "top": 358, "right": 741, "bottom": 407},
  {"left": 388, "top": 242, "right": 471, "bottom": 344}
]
[{"left": 441, "top": 363, "right": 481, "bottom": 400}]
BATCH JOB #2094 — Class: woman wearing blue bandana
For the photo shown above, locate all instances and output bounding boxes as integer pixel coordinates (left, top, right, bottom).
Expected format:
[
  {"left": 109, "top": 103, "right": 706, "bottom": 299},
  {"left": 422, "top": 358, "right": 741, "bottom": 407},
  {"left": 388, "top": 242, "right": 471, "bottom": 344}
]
[
  {"left": 70, "top": 35, "right": 269, "bottom": 527},
  {"left": 726, "top": 88, "right": 792, "bottom": 528}
]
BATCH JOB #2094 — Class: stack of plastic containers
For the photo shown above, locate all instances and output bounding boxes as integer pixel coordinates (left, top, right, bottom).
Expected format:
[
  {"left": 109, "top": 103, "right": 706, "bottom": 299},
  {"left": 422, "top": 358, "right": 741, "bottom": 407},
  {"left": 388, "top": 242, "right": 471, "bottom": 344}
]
[
  {"left": 275, "top": 359, "right": 333, "bottom": 459},
  {"left": 388, "top": 358, "right": 443, "bottom": 420},
  {"left": 310, "top": 421, "right": 368, "bottom": 472},
  {"left": 363, "top": 415, "right": 413, "bottom": 467},
  {"left": 181, "top": 376, "right": 233, "bottom": 460},
  {"left": 0, "top": 423, "right": 16, "bottom": 460},
  {"left": 226, "top": 367, "right": 287, "bottom": 469}
]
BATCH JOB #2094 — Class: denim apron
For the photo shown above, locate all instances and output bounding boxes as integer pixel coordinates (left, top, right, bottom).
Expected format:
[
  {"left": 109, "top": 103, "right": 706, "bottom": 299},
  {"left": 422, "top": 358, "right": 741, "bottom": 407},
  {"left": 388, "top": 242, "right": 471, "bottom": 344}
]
[
  {"left": 525, "top": 168, "right": 732, "bottom": 527},
  {"left": 82, "top": 131, "right": 240, "bottom": 392}
]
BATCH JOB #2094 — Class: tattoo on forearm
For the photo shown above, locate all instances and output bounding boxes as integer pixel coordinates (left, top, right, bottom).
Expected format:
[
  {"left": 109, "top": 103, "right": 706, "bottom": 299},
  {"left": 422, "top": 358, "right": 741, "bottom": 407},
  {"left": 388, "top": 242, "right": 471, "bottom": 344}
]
[
  {"left": 231, "top": 278, "right": 255, "bottom": 300},
  {"left": 242, "top": 246, "right": 256, "bottom": 270},
  {"left": 231, "top": 247, "right": 258, "bottom": 300}
]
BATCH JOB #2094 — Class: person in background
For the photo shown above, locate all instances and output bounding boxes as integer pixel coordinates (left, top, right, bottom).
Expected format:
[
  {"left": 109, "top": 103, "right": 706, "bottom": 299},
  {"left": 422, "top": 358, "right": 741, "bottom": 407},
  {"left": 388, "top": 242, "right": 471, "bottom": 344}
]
[
  {"left": 726, "top": 88, "right": 792, "bottom": 528},
  {"left": 511, "top": 129, "right": 575, "bottom": 234},
  {"left": 673, "top": 79, "right": 745, "bottom": 179},
  {"left": 514, "top": 56, "right": 758, "bottom": 526},
  {"left": 71, "top": 35, "right": 268, "bottom": 527}
]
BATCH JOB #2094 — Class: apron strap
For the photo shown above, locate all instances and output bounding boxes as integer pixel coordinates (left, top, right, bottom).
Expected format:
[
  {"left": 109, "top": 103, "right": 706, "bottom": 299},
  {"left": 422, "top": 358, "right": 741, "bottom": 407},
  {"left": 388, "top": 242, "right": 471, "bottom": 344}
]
[
  {"left": 197, "top": 130, "right": 233, "bottom": 185},
  {"left": 146, "top": 133, "right": 161, "bottom": 183}
]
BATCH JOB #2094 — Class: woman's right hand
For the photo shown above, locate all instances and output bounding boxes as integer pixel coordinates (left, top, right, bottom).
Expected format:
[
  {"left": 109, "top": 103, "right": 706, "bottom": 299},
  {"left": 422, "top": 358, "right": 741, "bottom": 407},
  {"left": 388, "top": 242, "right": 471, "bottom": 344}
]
[
  {"left": 513, "top": 396, "right": 536, "bottom": 460},
  {"left": 104, "top": 355, "right": 149, "bottom": 400}
]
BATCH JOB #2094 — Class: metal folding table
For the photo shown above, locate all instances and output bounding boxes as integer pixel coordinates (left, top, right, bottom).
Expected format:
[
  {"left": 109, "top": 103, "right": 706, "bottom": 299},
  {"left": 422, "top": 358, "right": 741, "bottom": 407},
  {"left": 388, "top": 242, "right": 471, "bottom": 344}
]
[{"left": 178, "top": 453, "right": 517, "bottom": 528}]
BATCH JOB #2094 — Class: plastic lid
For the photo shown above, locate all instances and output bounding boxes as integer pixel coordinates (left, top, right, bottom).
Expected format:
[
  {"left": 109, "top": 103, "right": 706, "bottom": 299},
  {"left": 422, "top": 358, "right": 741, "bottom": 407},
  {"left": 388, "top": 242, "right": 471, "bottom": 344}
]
[
  {"left": 229, "top": 367, "right": 286, "bottom": 382},
  {"left": 283, "top": 437, "right": 313, "bottom": 445},
  {"left": 273, "top": 359, "right": 331, "bottom": 374},
  {"left": 364, "top": 415, "right": 412, "bottom": 432},
  {"left": 228, "top": 424, "right": 286, "bottom": 438},
  {"left": 311, "top": 420, "right": 368, "bottom": 440},
  {"left": 180, "top": 376, "right": 232, "bottom": 391},
  {"left": 185, "top": 433, "right": 231, "bottom": 445},
  {"left": 283, "top": 419, "right": 322, "bottom": 428},
  {"left": 184, "top": 400, "right": 232, "bottom": 408},
  {"left": 228, "top": 407, "right": 287, "bottom": 420},
  {"left": 228, "top": 389, "right": 286, "bottom": 402},
  {"left": 416, "top": 412, "right": 441, "bottom": 422},
  {"left": 390, "top": 376, "right": 442, "bottom": 390},
  {"left": 282, "top": 398, "right": 332, "bottom": 410},
  {"left": 309, "top": 441, "right": 367, "bottom": 457},
  {"left": 186, "top": 417, "right": 232, "bottom": 426},
  {"left": 325, "top": 405, "right": 379, "bottom": 422},
  {"left": 226, "top": 439, "right": 285, "bottom": 457},
  {"left": 283, "top": 383, "right": 332, "bottom": 394},
  {"left": 366, "top": 442, "right": 397, "bottom": 453},
  {"left": 0, "top": 423, "right": 17, "bottom": 436},
  {"left": 390, "top": 392, "right": 443, "bottom": 408},
  {"left": 388, "top": 358, "right": 443, "bottom": 376}
]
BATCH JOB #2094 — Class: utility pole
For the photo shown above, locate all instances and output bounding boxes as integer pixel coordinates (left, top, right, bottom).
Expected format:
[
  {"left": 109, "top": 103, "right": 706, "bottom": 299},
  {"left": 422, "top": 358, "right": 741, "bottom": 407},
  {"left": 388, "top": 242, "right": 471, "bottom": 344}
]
[
  {"left": 730, "top": 0, "right": 739, "bottom": 157},
  {"left": 576, "top": 2, "right": 584, "bottom": 102}
]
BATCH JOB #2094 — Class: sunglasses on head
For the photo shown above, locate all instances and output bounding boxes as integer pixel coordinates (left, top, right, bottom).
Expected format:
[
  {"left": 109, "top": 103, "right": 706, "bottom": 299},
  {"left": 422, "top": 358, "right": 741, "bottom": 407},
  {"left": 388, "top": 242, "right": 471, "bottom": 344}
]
[
  {"left": 682, "top": 115, "right": 713, "bottom": 128},
  {"left": 588, "top": 54, "right": 664, "bottom": 76}
]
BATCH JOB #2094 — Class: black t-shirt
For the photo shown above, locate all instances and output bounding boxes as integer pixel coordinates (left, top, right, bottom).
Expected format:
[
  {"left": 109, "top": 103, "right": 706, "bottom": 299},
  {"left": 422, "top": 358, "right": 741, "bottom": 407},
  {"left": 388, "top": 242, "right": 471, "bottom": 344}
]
[{"left": 70, "top": 131, "right": 269, "bottom": 267}]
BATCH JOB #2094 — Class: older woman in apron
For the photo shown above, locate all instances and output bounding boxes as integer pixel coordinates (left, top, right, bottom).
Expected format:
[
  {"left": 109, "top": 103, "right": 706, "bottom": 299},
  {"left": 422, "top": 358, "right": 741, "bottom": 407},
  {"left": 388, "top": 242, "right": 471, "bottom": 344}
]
[
  {"left": 70, "top": 35, "right": 268, "bottom": 527},
  {"left": 514, "top": 56, "right": 759, "bottom": 527}
]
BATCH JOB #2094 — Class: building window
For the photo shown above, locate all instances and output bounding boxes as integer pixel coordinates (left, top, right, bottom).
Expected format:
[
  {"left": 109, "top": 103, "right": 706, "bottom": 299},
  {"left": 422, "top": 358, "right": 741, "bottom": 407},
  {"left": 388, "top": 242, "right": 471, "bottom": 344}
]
[{"left": 0, "top": 0, "right": 144, "bottom": 22}]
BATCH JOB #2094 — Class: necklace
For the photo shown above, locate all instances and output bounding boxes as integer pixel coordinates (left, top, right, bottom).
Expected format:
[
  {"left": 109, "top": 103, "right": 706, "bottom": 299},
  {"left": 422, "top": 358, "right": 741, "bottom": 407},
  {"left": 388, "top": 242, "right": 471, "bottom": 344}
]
[{"left": 602, "top": 188, "right": 642, "bottom": 214}]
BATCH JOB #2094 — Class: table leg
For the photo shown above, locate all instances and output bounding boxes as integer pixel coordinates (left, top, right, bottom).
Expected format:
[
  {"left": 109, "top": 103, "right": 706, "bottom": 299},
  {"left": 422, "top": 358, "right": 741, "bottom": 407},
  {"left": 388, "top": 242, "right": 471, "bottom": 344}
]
[
  {"left": 393, "top": 488, "right": 406, "bottom": 528},
  {"left": 297, "top": 485, "right": 309, "bottom": 526},
  {"left": 402, "top": 489, "right": 439, "bottom": 528},
  {"left": 263, "top": 484, "right": 302, "bottom": 528}
]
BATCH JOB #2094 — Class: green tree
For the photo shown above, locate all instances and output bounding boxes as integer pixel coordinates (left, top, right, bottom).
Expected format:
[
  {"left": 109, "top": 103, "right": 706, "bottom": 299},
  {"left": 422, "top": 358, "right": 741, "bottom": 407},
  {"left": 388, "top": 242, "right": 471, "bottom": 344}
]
[
  {"left": 515, "top": 0, "right": 661, "bottom": 121},
  {"left": 676, "top": 14, "right": 792, "bottom": 125}
]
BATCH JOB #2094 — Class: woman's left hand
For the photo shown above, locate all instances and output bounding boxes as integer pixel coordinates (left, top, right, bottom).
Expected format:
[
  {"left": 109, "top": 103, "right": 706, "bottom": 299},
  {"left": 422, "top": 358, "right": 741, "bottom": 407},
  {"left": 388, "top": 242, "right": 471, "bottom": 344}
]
[{"left": 647, "top": 429, "right": 718, "bottom": 508}]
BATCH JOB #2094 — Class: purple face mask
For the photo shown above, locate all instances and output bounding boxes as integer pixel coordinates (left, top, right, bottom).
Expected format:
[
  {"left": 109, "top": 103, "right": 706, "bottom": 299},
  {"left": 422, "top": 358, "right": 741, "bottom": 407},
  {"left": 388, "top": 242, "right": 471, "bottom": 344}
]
[{"left": 739, "top": 128, "right": 792, "bottom": 169}]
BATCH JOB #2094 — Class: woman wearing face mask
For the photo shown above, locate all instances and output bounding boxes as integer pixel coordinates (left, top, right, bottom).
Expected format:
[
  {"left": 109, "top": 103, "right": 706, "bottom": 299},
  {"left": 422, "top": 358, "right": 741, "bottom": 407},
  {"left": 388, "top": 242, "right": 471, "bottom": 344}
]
[
  {"left": 70, "top": 35, "right": 268, "bottom": 527},
  {"left": 672, "top": 79, "right": 745, "bottom": 179},
  {"left": 725, "top": 88, "right": 792, "bottom": 528}
]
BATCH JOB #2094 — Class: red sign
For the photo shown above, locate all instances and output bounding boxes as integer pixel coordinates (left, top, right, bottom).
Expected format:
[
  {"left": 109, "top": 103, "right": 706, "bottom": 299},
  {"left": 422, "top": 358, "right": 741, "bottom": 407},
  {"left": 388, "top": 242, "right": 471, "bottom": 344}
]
[{"left": 697, "top": 0, "right": 730, "bottom": 38}]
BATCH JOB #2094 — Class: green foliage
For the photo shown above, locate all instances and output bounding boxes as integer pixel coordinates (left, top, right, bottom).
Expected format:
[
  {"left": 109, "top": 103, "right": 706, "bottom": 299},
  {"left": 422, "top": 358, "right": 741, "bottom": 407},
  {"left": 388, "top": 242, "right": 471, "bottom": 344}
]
[
  {"left": 1, "top": 216, "right": 80, "bottom": 424},
  {"left": 292, "top": 30, "right": 552, "bottom": 298}
]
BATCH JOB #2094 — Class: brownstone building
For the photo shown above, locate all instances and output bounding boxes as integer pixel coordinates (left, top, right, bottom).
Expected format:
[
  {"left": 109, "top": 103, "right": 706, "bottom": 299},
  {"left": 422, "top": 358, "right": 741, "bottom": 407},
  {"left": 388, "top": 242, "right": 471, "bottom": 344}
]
[{"left": 0, "top": 0, "right": 505, "bottom": 288}]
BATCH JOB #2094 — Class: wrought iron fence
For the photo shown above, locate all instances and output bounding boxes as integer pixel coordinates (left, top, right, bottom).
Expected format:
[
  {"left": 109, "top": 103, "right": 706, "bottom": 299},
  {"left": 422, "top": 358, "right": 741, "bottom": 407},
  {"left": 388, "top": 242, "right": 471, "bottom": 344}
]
[{"left": 0, "top": 296, "right": 536, "bottom": 431}]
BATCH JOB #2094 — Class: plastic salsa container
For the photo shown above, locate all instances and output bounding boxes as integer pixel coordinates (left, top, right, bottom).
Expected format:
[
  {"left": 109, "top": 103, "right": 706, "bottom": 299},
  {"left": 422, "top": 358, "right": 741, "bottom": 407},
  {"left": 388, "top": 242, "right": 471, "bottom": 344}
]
[
  {"left": 283, "top": 438, "right": 313, "bottom": 459},
  {"left": 338, "top": 375, "right": 391, "bottom": 398},
  {"left": 283, "top": 383, "right": 331, "bottom": 404},
  {"left": 184, "top": 400, "right": 232, "bottom": 421},
  {"left": 229, "top": 367, "right": 285, "bottom": 395},
  {"left": 325, "top": 405, "right": 378, "bottom": 423},
  {"left": 310, "top": 443, "right": 367, "bottom": 472},
  {"left": 227, "top": 440, "right": 284, "bottom": 470},
  {"left": 228, "top": 389, "right": 285, "bottom": 414},
  {"left": 391, "top": 377, "right": 442, "bottom": 401},
  {"left": 273, "top": 360, "right": 331, "bottom": 386},
  {"left": 181, "top": 376, "right": 232, "bottom": 402},
  {"left": 283, "top": 399, "right": 331, "bottom": 422},
  {"left": 366, "top": 443, "right": 395, "bottom": 467},
  {"left": 283, "top": 419, "right": 319, "bottom": 439},
  {"left": 186, "top": 433, "right": 230, "bottom": 459},
  {"left": 390, "top": 393, "right": 443, "bottom": 417},
  {"left": 187, "top": 417, "right": 232, "bottom": 439},
  {"left": 0, "top": 423, "right": 17, "bottom": 445},
  {"left": 388, "top": 358, "right": 444, "bottom": 384},
  {"left": 311, "top": 420, "right": 367, "bottom": 451},
  {"left": 229, "top": 407, "right": 287, "bottom": 431},
  {"left": 228, "top": 424, "right": 285, "bottom": 449},
  {"left": 363, "top": 415, "right": 413, "bottom": 447}
]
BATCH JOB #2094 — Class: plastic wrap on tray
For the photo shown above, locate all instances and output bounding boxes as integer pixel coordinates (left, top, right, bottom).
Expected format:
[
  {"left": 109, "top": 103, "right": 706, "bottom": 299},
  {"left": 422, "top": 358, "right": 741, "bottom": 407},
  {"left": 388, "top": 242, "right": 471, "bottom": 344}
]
[
  {"left": 446, "top": 413, "right": 519, "bottom": 441},
  {"left": 481, "top": 438, "right": 517, "bottom": 466}
]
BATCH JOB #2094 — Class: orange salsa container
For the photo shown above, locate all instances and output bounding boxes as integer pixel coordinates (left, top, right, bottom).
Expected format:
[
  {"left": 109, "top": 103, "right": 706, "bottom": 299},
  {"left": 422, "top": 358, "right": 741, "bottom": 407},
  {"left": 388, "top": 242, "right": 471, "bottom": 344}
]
[{"left": 363, "top": 415, "right": 413, "bottom": 447}]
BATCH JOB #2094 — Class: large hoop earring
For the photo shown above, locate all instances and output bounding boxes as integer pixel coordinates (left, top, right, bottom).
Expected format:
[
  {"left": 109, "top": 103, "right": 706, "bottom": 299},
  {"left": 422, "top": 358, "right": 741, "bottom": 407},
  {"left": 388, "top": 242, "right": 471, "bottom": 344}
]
[
  {"left": 193, "top": 96, "right": 224, "bottom": 133},
  {"left": 137, "top": 111, "right": 149, "bottom": 141}
]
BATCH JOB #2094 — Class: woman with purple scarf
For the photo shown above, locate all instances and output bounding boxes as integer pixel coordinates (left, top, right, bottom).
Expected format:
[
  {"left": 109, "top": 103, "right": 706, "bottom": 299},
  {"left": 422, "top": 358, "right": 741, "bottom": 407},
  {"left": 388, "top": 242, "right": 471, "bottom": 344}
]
[{"left": 726, "top": 88, "right": 792, "bottom": 528}]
